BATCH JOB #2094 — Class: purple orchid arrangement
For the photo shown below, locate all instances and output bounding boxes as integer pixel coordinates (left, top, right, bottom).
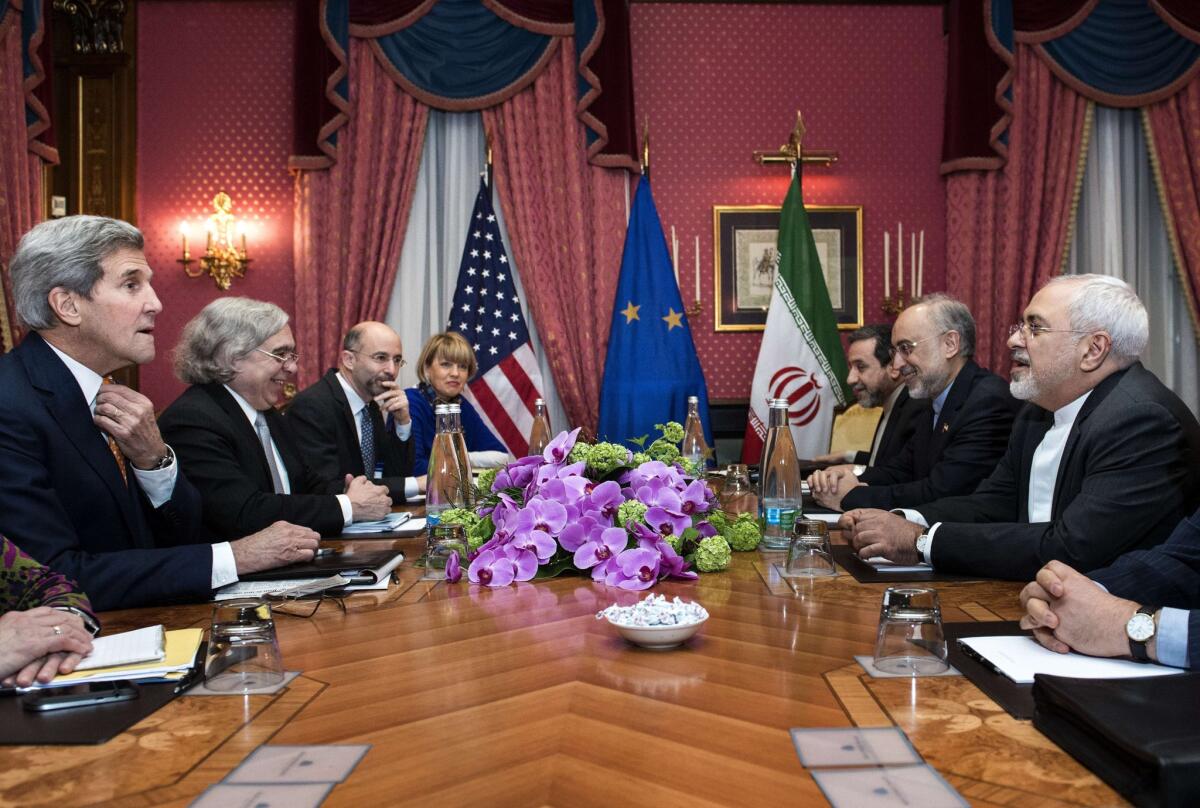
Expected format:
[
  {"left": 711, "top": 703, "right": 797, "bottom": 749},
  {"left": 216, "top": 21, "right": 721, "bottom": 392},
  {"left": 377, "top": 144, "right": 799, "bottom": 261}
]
[{"left": 445, "top": 426, "right": 728, "bottom": 589}]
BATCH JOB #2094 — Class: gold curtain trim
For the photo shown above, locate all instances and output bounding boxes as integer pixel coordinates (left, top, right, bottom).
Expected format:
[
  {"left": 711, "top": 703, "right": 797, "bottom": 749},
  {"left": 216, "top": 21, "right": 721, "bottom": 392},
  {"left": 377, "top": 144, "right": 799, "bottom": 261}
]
[
  {"left": 1059, "top": 101, "right": 1095, "bottom": 274},
  {"left": 1141, "top": 106, "right": 1200, "bottom": 343},
  {"left": 0, "top": 261, "right": 13, "bottom": 353}
]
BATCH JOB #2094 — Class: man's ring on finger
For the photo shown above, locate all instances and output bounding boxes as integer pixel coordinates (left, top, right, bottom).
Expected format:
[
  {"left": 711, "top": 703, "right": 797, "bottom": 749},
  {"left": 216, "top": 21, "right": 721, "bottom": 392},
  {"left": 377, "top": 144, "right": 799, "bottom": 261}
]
[{"left": 52, "top": 625, "right": 62, "bottom": 636}]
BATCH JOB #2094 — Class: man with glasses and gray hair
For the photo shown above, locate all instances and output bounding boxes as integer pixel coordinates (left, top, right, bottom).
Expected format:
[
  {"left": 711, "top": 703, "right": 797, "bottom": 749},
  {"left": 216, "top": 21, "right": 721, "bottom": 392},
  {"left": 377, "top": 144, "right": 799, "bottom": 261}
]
[
  {"left": 809, "top": 293, "right": 1018, "bottom": 511},
  {"left": 287, "top": 321, "right": 425, "bottom": 505},
  {"left": 844, "top": 275, "right": 1200, "bottom": 581},
  {"left": 0, "top": 216, "right": 320, "bottom": 610},
  {"left": 159, "top": 298, "right": 392, "bottom": 541}
]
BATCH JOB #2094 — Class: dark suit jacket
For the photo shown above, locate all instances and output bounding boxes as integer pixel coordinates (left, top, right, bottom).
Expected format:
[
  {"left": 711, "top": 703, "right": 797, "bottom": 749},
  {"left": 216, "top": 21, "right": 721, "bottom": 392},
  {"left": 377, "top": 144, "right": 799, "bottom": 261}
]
[
  {"left": 923, "top": 363, "right": 1200, "bottom": 581},
  {"left": 852, "top": 386, "right": 926, "bottom": 468},
  {"left": 158, "top": 383, "right": 345, "bottom": 540},
  {"left": 1091, "top": 507, "right": 1200, "bottom": 669},
  {"left": 286, "top": 369, "right": 415, "bottom": 504},
  {"left": 842, "top": 360, "right": 1017, "bottom": 510},
  {"left": 0, "top": 333, "right": 211, "bottom": 610}
]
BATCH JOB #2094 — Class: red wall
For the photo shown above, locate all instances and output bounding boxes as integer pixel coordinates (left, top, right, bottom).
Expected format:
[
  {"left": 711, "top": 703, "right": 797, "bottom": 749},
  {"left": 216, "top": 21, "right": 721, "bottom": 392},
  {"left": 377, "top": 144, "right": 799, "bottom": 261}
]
[
  {"left": 136, "top": 0, "right": 296, "bottom": 408},
  {"left": 630, "top": 3, "right": 947, "bottom": 400}
]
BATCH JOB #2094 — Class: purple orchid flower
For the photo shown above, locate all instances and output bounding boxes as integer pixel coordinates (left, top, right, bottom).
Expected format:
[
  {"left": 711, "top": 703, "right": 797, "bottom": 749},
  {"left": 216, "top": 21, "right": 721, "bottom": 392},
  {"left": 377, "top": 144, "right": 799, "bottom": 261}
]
[
  {"left": 560, "top": 514, "right": 604, "bottom": 552},
  {"left": 656, "top": 540, "right": 698, "bottom": 581},
  {"left": 493, "top": 455, "right": 544, "bottom": 491},
  {"left": 605, "top": 547, "right": 661, "bottom": 590},
  {"left": 695, "top": 520, "right": 718, "bottom": 538},
  {"left": 573, "top": 526, "right": 628, "bottom": 570},
  {"left": 539, "top": 475, "right": 590, "bottom": 507},
  {"left": 542, "top": 427, "right": 582, "bottom": 465},
  {"left": 626, "top": 519, "right": 661, "bottom": 550},
  {"left": 445, "top": 550, "right": 462, "bottom": 583},
  {"left": 586, "top": 480, "right": 624, "bottom": 522},
  {"left": 508, "top": 546, "right": 539, "bottom": 581},
  {"left": 678, "top": 480, "right": 711, "bottom": 516},
  {"left": 468, "top": 548, "right": 516, "bottom": 587}
]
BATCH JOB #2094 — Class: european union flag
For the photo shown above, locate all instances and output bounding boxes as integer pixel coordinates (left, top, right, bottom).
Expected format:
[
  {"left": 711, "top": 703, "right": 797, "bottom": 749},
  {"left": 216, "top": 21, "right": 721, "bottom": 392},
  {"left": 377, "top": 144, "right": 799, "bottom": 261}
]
[{"left": 598, "top": 175, "right": 713, "bottom": 452}]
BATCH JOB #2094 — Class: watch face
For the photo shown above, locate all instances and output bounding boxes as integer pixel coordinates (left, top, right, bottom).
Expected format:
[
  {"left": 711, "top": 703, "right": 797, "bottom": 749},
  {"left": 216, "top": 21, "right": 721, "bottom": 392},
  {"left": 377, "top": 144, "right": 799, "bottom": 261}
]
[{"left": 1127, "top": 612, "right": 1155, "bottom": 642}]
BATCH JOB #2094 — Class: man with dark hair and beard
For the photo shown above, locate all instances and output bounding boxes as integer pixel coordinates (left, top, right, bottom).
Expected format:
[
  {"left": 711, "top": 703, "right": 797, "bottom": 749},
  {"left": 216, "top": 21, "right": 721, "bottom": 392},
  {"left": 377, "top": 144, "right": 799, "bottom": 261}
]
[
  {"left": 843, "top": 275, "right": 1200, "bottom": 581},
  {"left": 813, "top": 323, "right": 926, "bottom": 471},
  {"left": 288, "top": 321, "right": 424, "bottom": 504}
]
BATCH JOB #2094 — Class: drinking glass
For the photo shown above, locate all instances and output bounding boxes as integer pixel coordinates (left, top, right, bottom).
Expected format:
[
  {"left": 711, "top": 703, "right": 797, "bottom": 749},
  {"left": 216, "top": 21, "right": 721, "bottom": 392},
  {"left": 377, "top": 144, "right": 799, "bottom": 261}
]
[
  {"left": 204, "top": 599, "right": 285, "bottom": 692},
  {"left": 873, "top": 587, "right": 948, "bottom": 676},
  {"left": 423, "top": 522, "right": 467, "bottom": 580},
  {"left": 784, "top": 519, "right": 836, "bottom": 577}
]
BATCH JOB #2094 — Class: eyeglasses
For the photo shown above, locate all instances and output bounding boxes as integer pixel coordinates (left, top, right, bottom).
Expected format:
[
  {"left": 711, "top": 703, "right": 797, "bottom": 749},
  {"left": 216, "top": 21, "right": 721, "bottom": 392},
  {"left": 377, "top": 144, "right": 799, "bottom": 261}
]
[
  {"left": 254, "top": 348, "right": 301, "bottom": 365},
  {"left": 267, "top": 592, "right": 347, "bottom": 619},
  {"left": 1008, "top": 322, "right": 1092, "bottom": 340},
  {"left": 349, "top": 349, "right": 406, "bottom": 368},
  {"left": 893, "top": 331, "right": 949, "bottom": 358}
]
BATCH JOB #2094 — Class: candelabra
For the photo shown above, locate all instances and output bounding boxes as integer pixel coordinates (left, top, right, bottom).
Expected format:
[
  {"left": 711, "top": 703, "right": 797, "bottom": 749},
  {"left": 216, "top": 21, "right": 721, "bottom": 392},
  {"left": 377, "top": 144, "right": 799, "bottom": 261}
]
[{"left": 881, "top": 290, "right": 912, "bottom": 316}]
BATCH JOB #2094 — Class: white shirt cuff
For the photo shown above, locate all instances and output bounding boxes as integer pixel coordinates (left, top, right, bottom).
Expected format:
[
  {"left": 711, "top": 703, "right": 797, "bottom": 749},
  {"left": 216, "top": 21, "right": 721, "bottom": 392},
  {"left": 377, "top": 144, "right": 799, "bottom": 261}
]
[
  {"left": 394, "top": 420, "right": 412, "bottom": 441},
  {"left": 893, "top": 508, "right": 929, "bottom": 529},
  {"left": 1156, "top": 607, "right": 1190, "bottom": 669},
  {"left": 210, "top": 542, "right": 238, "bottom": 588},
  {"left": 336, "top": 494, "right": 353, "bottom": 525},
  {"left": 132, "top": 447, "right": 178, "bottom": 509},
  {"left": 405, "top": 477, "right": 419, "bottom": 498}
]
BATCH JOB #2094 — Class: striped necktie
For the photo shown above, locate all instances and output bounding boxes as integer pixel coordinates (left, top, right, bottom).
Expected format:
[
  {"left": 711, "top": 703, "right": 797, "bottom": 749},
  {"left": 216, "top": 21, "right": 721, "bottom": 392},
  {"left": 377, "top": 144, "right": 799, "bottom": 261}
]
[
  {"left": 101, "top": 376, "right": 127, "bottom": 484},
  {"left": 254, "top": 412, "right": 286, "bottom": 494}
]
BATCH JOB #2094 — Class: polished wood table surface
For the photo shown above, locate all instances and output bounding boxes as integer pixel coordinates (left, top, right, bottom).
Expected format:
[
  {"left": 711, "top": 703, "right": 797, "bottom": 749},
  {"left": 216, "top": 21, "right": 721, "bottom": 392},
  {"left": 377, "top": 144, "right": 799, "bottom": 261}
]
[{"left": 0, "top": 539, "right": 1127, "bottom": 808}]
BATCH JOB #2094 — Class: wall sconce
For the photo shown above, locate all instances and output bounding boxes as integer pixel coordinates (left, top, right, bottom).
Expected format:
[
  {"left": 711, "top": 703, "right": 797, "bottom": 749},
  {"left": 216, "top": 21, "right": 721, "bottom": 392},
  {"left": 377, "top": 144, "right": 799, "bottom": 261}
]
[
  {"left": 179, "top": 191, "right": 251, "bottom": 291},
  {"left": 752, "top": 111, "right": 838, "bottom": 167}
]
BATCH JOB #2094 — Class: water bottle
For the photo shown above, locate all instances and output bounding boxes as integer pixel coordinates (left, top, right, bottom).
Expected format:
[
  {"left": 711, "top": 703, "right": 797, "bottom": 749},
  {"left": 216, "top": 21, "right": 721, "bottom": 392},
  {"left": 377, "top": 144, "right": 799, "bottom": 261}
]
[
  {"left": 681, "top": 395, "right": 710, "bottom": 470},
  {"left": 446, "top": 403, "right": 472, "bottom": 505},
  {"left": 528, "top": 398, "right": 552, "bottom": 457},
  {"left": 759, "top": 398, "right": 802, "bottom": 550},
  {"left": 426, "top": 404, "right": 463, "bottom": 527}
]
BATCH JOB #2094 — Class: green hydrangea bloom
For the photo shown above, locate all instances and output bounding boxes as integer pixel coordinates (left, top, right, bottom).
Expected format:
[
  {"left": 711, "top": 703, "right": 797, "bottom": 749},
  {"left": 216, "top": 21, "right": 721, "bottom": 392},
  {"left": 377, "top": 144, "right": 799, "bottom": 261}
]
[
  {"left": 585, "top": 442, "right": 630, "bottom": 475},
  {"left": 631, "top": 452, "right": 651, "bottom": 465},
  {"left": 438, "top": 508, "right": 479, "bottom": 530},
  {"left": 476, "top": 467, "right": 499, "bottom": 493},
  {"left": 725, "top": 514, "right": 762, "bottom": 552},
  {"left": 647, "top": 438, "right": 681, "bottom": 464},
  {"left": 466, "top": 514, "right": 495, "bottom": 551},
  {"left": 656, "top": 421, "right": 684, "bottom": 444},
  {"left": 616, "top": 499, "right": 648, "bottom": 527},
  {"left": 567, "top": 442, "right": 591, "bottom": 465},
  {"left": 706, "top": 509, "right": 729, "bottom": 533},
  {"left": 694, "top": 535, "right": 732, "bottom": 572}
]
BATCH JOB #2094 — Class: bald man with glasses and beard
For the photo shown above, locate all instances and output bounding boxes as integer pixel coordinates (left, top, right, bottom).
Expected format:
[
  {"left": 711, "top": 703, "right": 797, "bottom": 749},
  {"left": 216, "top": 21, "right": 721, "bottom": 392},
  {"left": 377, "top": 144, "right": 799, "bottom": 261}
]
[
  {"left": 843, "top": 275, "right": 1200, "bottom": 582},
  {"left": 287, "top": 321, "right": 424, "bottom": 505}
]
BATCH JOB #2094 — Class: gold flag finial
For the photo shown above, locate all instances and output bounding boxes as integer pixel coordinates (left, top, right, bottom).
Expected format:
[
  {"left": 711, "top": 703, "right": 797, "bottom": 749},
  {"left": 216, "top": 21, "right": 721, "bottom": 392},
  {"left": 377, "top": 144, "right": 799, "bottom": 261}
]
[
  {"left": 485, "top": 126, "right": 494, "bottom": 167},
  {"left": 641, "top": 117, "right": 650, "bottom": 174},
  {"left": 786, "top": 111, "right": 806, "bottom": 162}
]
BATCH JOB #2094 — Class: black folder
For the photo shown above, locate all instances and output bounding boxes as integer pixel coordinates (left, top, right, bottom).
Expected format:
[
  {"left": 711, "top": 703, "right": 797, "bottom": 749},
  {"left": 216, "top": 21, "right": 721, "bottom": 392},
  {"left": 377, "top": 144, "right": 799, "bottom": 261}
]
[
  {"left": 832, "top": 545, "right": 986, "bottom": 584},
  {"left": 240, "top": 546, "right": 403, "bottom": 581},
  {"left": 1033, "top": 672, "right": 1200, "bottom": 807},
  {"left": 943, "top": 620, "right": 1035, "bottom": 718}
]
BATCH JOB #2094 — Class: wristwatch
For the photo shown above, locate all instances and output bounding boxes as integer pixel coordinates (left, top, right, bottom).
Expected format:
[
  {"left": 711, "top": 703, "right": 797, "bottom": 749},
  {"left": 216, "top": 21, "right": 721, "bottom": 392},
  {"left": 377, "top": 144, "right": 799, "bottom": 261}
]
[
  {"left": 137, "top": 445, "right": 175, "bottom": 471},
  {"left": 915, "top": 532, "right": 932, "bottom": 564},
  {"left": 54, "top": 605, "right": 100, "bottom": 636},
  {"left": 1126, "top": 605, "right": 1159, "bottom": 662},
  {"left": 852, "top": 464, "right": 867, "bottom": 477}
]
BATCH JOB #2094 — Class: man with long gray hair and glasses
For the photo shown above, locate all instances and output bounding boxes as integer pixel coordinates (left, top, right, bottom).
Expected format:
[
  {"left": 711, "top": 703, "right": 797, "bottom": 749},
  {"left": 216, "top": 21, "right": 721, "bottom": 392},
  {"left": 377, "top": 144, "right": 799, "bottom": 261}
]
[
  {"left": 843, "top": 275, "right": 1200, "bottom": 581},
  {"left": 0, "top": 216, "right": 319, "bottom": 611},
  {"left": 158, "top": 298, "right": 392, "bottom": 542}
]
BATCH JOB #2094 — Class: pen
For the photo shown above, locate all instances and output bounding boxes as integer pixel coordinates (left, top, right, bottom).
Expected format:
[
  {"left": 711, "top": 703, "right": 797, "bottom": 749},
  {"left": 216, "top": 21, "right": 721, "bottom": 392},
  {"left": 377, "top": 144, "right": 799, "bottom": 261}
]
[{"left": 174, "top": 666, "right": 204, "bottom": 696}]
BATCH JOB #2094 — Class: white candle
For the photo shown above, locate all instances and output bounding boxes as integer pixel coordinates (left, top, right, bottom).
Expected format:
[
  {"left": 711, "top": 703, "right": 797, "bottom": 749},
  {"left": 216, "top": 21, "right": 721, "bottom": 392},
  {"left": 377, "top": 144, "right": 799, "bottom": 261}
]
[
  {"left": 897, "top": 223, "right": 903, "bottom": 292},
  {"left": 179, "top": 220, "right": 190, "bottom": 259},
  {"left": 671, "top": 225, "right": 679, "bottom": 288},
  {"left": 911, "top": 233, "right": 916, "bottom": 297},
  {"left": 883, "top": 231, "right": 890, "bottom": 299},
  {"left": 917, "top": 230, "right": 924, "bottom": 297},
  {"left": 694, "top": 235, "right": 701, "bottom": 302}
]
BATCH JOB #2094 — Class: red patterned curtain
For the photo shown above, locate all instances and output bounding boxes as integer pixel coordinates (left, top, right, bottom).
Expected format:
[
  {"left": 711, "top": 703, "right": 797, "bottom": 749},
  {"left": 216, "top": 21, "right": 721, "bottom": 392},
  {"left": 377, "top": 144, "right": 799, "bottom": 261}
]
[
  {"left": 0, "top": 9, "right": 41, "bottom": 352},
  {"left": 945, "top": 44, "right": 1090, "bottom": 376},
  {"left": 483, "top": 41, "right": 629, "bottom": 434},
  {"left": 292, "top": 39, "right": 428, "bottom": 387},
  {"left": 1143, "top": 80, "right": 1200, "bottom": 342}
]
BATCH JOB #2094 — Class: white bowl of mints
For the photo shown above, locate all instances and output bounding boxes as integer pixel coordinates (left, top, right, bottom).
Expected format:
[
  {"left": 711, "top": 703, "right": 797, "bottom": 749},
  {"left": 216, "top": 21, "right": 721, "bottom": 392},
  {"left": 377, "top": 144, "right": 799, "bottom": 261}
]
[{"left": 598, "top": 594, "right": 709, "bottom": 650}]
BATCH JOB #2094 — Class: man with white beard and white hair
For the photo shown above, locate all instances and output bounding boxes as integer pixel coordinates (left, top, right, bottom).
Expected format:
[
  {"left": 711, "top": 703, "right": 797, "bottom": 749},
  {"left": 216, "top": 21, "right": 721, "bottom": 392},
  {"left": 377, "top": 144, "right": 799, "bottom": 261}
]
[{"left": 841, "top": 274, "right": 1200, "bottom": 581}]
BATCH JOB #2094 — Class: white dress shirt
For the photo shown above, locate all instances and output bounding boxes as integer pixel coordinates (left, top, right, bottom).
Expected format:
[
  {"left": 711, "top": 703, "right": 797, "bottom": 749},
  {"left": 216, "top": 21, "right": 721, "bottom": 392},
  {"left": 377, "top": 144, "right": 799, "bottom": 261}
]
[
  {"left": 334, "top": 372, "right": 418, "bottom": 498},
  {"left": 46, "top": 343, "right": 238, "bottom": 588},
  {"left": 868, "top": 385, "right": 907, "bottom": 465},
  {"left": 222, "top": 385, "right": 353, "bottom": 526}
]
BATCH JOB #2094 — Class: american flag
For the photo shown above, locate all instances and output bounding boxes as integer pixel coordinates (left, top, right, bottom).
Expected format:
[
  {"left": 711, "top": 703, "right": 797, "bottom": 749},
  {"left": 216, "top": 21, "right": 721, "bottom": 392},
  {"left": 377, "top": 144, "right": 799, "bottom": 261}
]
[{"left": 446, "top": 178, "right": 545, "bottom": 458}]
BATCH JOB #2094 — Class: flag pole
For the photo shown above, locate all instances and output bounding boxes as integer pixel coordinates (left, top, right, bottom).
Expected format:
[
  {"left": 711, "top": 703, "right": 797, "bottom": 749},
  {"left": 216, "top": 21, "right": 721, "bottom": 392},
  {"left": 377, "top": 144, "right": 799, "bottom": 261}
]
[
  {"left": 640, "top": 117, "right": 650, "bottom": 180},
  {"left": 484, "top": 125, "right": 495, "bottom": 198}
]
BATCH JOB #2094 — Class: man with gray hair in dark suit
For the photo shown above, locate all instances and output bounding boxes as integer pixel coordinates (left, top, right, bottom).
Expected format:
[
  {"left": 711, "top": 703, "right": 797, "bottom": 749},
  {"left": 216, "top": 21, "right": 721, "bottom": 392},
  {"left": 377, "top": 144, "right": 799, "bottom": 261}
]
[{"left": 844, "top": 274, "right": 1200, "bottom": 581}]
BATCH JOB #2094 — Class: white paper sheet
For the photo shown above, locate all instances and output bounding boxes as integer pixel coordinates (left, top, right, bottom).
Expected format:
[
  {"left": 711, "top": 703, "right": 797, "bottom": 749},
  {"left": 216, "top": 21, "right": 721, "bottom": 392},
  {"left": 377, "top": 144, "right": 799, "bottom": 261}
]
[
  {"left": 864, "top": 556, "right": 932, "bottom": 573},
  {"left": 959, "top": 635, "right": 1186, "bottom": 684},
  {"left": 74, "top": 625, "right": 165, "bottom": 671}
]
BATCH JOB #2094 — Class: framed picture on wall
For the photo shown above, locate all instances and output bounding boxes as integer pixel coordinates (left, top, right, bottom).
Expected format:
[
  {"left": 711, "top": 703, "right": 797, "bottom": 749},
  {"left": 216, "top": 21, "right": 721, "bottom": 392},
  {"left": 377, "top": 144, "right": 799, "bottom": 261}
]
[{"left": 713, "top": 205, "right": 863, "bottom": 332}]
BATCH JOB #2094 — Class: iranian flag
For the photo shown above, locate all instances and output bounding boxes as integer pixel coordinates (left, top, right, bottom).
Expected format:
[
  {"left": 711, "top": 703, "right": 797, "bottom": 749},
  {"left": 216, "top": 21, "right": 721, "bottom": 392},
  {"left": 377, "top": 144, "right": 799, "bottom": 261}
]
[{"left": 741, "top": 168, "right": 851, "bottom": 463}]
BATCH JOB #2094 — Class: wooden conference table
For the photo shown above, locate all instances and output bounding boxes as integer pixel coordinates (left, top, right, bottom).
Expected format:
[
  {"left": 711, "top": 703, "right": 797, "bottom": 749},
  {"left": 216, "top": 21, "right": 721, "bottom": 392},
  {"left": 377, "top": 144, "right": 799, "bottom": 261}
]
[{"left": 0, "top": 529, "right": 1127, "bottom": 807}]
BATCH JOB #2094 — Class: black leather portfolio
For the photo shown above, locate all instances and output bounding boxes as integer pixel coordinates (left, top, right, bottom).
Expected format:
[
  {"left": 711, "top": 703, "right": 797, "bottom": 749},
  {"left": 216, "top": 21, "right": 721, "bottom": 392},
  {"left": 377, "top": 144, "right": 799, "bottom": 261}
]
[
  {"left": 832, "top": 546, "right": 985, "bottom": 584},
  {"left": 0, "top": 681, "right": 179, "bottom": 745},
  {"left": 241, "top": 546, "right": 403, "bottom": 581},
  {"left": 1033, "top": 672, "right": 1200, "bottom": 808}
]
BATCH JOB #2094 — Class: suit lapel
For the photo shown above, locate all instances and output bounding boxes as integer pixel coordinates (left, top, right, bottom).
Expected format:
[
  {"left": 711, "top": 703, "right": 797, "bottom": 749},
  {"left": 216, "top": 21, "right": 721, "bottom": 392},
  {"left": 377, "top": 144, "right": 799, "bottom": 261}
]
[
  {"left": 19, "top": 334, "right": 143, "bottom": 541},
  {"left": 1049, "top": 367, "right": 1128, "bottom": 516},
  {"left": 324, "top": 372, "right": 364, "bottom": 475},
  {"left": 202, "top": 383, "right": 276, "bottom": 489},
  {"left": 930, "top": 361, "right": 979, "bottom": 452}
]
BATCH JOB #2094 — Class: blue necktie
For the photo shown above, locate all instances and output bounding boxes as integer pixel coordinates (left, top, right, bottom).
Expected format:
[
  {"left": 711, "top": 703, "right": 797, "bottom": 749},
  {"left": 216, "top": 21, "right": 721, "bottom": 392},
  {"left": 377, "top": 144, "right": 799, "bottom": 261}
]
[{"left": 360, "top": 404, "right": 377, "bottom": 478}]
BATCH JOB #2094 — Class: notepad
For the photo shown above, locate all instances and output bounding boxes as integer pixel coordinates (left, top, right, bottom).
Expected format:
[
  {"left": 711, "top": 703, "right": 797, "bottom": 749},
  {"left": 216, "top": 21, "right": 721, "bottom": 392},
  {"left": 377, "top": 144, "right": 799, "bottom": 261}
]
[
  {"left": 341, "top": 512, "right": 411, "bottom": 535},
  {"left": 74, "top": 624, "right": 165, "bottom": 671},
  {"left": 36, "top": 628, "right": 204, "bottom": 688},
  {"left": 865, "top": 556, "right": 933, "bottom": 574},
  {"left": 958, "top": 635, "right": 1186, "bottom": 684}
]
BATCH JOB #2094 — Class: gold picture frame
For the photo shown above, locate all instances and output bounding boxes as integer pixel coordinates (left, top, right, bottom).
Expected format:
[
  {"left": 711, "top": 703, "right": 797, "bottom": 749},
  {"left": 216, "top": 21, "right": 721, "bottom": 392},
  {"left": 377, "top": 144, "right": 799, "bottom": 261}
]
[{"left": 713, "top": 204, "right": 863, "bottom": 332}]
